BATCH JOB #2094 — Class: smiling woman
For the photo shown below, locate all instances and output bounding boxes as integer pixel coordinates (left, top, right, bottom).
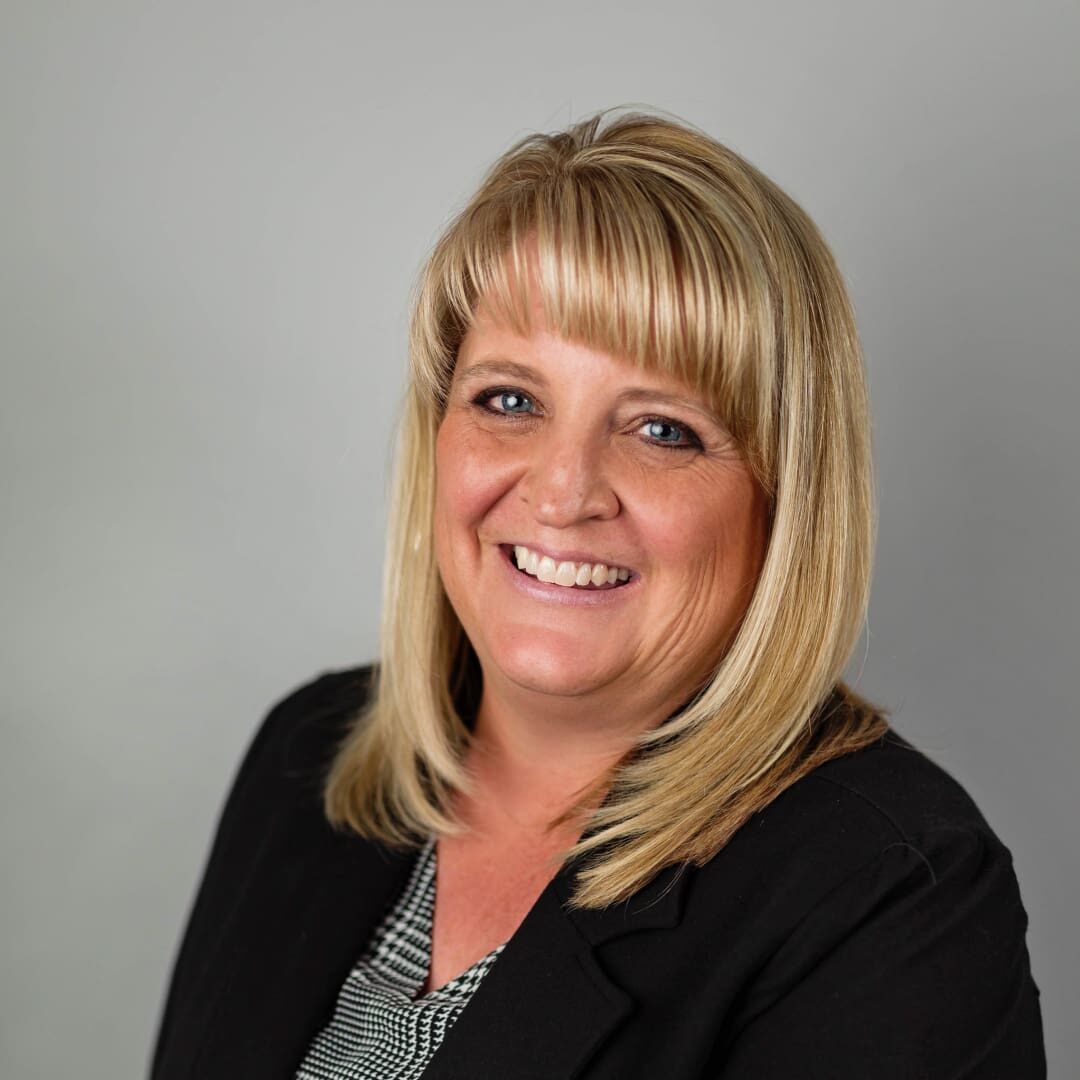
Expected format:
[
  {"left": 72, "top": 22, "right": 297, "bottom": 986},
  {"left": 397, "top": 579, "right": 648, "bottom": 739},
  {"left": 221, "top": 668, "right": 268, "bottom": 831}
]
[{"left": 151, "top": 109, "right": 1045, "bottom": 1079}]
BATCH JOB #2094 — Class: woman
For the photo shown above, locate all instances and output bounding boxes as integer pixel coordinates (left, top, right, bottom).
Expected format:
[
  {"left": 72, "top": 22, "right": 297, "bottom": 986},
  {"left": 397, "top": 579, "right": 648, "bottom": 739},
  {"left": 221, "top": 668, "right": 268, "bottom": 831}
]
[{"left": 151, "top": 109, "right": 1045, "bottom": 1078}]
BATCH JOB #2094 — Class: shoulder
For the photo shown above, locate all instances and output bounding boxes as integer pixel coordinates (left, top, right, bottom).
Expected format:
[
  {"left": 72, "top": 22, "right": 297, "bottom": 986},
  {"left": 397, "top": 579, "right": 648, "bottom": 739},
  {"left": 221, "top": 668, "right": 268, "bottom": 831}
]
[
  {"left": 809, "top": 724, "right": 996, "bottom": 845},
  {"left": 189, "top": 663, "right": 377, "bottom": 865},
  {"left": 686, "top": 720, "right": 1034, "bottom": 1020},
  {"left": 689, "top": 725, "right": 1045, "bottom": 1074},
  {"left": 684, "top": 718, "right": 1032, "bottom": 981},
  {"left": 175, "top": 663, "right": 378, "bottom": 876},
  {"left": 257, "top": 662, "right": 377, "bottom": 751},
  {"left": 718, "top": 722, "right": 1011, "bottom": 893},
  {"left": 229, "top": 662, "right": 377, "bottom": 806}
]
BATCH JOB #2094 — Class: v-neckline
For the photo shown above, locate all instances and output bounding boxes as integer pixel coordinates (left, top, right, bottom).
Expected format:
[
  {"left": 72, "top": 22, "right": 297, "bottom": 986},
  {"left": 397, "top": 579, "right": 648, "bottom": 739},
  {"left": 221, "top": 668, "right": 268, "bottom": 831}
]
[{"left": 411, "top": 836, "right": 507, "bottom": 1001}]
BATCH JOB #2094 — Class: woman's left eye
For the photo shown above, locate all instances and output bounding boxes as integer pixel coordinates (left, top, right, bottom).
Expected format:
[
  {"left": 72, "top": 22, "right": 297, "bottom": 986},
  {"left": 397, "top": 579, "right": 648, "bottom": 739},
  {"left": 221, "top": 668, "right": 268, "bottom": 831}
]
[{"left": 639, "top": 417, "right": 703, "bottom": 451}]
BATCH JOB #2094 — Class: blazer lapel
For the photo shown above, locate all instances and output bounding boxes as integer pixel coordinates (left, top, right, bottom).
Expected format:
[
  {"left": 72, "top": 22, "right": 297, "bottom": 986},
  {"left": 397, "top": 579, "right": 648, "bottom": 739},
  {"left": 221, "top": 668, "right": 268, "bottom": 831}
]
[{"left": 423, "top": 856, "right": 692, "bottom": 1080}]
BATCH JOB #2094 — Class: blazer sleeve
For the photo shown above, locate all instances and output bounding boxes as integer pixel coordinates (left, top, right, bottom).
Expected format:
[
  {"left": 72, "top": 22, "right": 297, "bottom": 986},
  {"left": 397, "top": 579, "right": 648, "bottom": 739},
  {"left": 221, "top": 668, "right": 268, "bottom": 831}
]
[{"left": 711, "top": 826, "right": 1046, "bottom": 1079}]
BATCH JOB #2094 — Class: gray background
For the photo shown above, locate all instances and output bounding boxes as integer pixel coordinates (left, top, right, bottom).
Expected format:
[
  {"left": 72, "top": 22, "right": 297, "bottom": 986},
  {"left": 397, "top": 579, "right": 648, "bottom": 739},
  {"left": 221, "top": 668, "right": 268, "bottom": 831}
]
[{"left": 2, "top": 2, "right": 1076, "bottom": 1076}]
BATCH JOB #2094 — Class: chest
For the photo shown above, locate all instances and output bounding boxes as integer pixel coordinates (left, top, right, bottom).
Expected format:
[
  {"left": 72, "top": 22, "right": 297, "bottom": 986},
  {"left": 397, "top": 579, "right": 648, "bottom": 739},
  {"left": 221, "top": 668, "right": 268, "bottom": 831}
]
[{"left": 422, "top": 833, "right": 571, "bottom": 994}]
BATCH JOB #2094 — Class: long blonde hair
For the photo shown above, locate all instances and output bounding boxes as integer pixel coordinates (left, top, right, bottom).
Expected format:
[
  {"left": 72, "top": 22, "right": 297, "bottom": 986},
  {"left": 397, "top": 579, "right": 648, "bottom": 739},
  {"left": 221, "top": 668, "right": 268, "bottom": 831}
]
[{"left": 324, "top": 107, "right": 888, "bottom": 909}]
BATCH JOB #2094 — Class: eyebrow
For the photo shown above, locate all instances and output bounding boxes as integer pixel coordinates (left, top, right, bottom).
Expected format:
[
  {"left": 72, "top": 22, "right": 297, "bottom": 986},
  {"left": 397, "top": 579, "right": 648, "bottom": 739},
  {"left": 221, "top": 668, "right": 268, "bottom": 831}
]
[
  {"left": 458, "top": 358, "right": 724, "bottom": 425},
  {"left": 458, "top": 359, "right": 540, "bottom": 384}
]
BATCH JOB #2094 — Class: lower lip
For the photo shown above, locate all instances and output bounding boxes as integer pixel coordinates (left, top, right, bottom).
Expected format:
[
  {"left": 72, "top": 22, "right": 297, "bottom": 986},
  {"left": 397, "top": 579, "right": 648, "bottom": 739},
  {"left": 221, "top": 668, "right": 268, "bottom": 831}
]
[{"left": 497, "top": 546, "right": 640, "bottom": 607}]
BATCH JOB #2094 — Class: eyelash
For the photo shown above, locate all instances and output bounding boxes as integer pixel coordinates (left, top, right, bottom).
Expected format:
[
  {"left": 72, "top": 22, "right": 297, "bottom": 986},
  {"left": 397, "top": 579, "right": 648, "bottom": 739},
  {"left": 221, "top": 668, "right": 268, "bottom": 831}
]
[{"left": 469, "top": 387, "right": 704, "bottom": 452}]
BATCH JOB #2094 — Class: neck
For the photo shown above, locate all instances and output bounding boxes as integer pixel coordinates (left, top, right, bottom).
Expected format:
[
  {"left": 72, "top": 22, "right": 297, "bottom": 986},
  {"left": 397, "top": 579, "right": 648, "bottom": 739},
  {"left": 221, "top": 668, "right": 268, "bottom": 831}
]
[{"left": 459, "top": 666, "right": 688, "bottom": 836}]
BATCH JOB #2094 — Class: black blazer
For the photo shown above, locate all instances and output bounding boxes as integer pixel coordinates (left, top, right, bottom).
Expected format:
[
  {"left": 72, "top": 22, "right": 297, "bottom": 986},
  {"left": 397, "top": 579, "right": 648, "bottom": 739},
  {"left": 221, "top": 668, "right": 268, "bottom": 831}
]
[{"left": 150, "top": 665, "right": 1045, "bottom": 1079}]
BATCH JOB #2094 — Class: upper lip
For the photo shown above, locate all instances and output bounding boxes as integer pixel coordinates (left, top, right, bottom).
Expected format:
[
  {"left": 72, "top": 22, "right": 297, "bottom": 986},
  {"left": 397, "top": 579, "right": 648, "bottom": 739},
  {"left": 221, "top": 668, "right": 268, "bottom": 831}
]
[{"left": 501, "top": 541, "right": 636, "bottom": 574}]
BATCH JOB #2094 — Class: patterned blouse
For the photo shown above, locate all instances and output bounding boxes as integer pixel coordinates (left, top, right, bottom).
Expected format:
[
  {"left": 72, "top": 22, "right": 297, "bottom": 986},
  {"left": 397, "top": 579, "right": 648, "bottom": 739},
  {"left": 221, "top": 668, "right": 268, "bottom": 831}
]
[{"left": 294, "top": 836, "right": 506, "bottom": 1080}]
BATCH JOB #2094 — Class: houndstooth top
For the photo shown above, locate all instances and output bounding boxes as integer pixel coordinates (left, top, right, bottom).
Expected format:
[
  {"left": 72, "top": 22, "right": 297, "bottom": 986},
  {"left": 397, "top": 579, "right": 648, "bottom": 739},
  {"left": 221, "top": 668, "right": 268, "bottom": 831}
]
[{"left": 294, "top": 836, "right": 506, "bottom": 1080}]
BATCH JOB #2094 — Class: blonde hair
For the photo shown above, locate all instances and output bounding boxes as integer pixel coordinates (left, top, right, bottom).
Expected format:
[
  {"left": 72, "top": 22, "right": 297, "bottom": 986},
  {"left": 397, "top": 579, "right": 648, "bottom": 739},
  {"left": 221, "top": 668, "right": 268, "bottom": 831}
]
[{"left": 325, "top": 107, "right": 888, "bottom": 909}]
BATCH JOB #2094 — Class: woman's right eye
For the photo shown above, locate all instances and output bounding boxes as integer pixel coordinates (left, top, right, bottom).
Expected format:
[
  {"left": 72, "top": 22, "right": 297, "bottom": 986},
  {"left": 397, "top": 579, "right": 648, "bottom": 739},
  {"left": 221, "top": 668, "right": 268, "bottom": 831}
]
[{"left": 471, "top": 387, "right": 537, "bottom": 416}]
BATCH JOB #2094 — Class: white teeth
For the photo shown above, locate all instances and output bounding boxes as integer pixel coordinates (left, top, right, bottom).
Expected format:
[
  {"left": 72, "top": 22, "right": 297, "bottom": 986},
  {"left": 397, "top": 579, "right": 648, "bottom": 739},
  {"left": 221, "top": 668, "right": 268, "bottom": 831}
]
[
  {"left": 537, "top": 556, "right": 558, "bottom": 583},
  {"left": 507, "top": 545, "right": 633, "bottom": 589},
  {"left": 555, "top": 561, "right": 578, "bottom": 586}
]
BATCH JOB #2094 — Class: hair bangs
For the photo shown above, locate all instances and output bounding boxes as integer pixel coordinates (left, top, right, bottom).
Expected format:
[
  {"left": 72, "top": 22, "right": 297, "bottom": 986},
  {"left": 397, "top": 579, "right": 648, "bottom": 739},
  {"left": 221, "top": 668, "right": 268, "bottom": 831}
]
[{"left": 433, "top": 167, "right": 778, "bottom": 486}]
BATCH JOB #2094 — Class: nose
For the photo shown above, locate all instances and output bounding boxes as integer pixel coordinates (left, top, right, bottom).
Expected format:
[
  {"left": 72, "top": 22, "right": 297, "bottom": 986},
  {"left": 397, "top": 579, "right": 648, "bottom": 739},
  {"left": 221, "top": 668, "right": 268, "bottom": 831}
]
[{"left": 517, "top": 429, "right": 620, "bottom": 527}]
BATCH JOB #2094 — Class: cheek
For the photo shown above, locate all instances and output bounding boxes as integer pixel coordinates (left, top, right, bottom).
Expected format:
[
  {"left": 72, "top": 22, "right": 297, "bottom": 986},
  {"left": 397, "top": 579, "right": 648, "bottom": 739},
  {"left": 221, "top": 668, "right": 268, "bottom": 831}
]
[
  {"left": 434, "top": 419, "right": 514, "bottom": 528},
  {"left": 637, "top": 469, "right": 769, "bottom": 580}
]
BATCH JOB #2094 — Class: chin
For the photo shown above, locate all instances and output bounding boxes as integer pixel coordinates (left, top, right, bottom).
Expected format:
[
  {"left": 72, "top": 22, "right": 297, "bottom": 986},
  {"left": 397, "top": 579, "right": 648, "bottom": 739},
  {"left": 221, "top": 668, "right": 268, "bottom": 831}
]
[{"left": 483, "top": 632, "right": 615, "bottom": 699}]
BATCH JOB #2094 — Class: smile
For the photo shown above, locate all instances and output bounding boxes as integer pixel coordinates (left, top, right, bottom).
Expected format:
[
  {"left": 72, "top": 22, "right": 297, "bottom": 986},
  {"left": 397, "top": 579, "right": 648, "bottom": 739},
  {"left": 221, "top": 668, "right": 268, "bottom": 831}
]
[{"left": 509, "top": 544, "right": 633, "bottom": 589}]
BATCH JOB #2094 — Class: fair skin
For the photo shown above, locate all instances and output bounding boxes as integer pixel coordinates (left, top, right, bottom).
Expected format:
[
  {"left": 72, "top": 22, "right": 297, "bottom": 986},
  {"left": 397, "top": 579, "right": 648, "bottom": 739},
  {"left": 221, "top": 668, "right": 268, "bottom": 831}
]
[{"left": 424, "top": 289, "right": 770, "bottom": 994}]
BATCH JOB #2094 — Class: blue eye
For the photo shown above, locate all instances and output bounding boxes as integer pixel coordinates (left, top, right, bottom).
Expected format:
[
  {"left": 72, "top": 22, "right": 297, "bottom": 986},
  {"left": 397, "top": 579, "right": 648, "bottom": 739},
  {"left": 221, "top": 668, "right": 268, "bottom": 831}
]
[
  {"left": 641, "top": 417, "right": 702, "bottom": 451},
  {"left": 473, "top": 388, "right": 535, "bottom": 415},
  {"left": 496, "top": 391, "right": 533, "bottom": 413},
  {"left": 646, "top": 420, "right": 679, "bottom": 442}
]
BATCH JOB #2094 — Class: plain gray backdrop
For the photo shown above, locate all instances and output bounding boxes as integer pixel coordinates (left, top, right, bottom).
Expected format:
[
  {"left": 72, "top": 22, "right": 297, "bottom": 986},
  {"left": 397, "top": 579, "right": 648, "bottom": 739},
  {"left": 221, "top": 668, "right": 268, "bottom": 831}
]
[{"left": 2, "top": 2, "right": 1076, "bottom": 1076}]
